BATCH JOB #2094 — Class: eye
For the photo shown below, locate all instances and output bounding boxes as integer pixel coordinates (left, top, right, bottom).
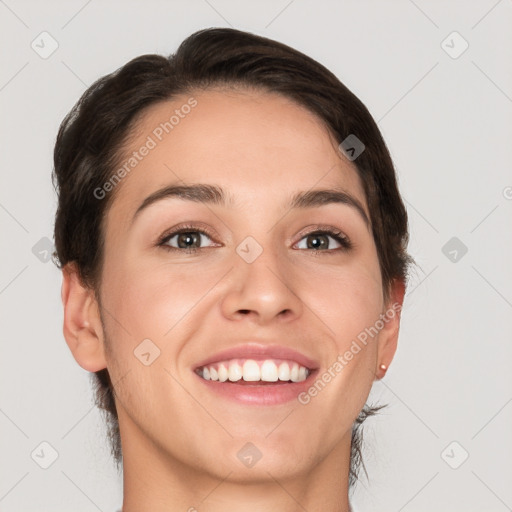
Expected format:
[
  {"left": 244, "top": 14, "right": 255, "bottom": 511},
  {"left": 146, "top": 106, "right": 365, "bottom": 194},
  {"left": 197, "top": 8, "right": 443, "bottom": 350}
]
[
  {"left": 156, "top": 224, "right": 352, "bottom": 254},
  {"left": 157, "top": 224, "right": 218, "bottom": 253},
  {"left": 295, "top": 228, "right": 352, "bottom": 252}
]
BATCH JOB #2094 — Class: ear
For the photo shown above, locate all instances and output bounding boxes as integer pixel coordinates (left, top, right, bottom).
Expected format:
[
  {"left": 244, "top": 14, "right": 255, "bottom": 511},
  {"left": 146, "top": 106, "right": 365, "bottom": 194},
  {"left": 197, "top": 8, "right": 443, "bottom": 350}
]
[
  {"left": 61, "top": 263, "right": 107, "bottom": 372},
  {"left": 374, "top": 278, "right": 406, "bottom": 380}
]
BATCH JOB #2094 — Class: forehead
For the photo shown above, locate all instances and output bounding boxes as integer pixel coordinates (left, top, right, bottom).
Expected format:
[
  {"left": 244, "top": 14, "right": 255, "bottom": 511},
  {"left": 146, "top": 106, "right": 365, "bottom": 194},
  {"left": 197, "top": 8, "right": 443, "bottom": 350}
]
[{"left": 106, "top": 88, "right": 367, "bottom": 229}]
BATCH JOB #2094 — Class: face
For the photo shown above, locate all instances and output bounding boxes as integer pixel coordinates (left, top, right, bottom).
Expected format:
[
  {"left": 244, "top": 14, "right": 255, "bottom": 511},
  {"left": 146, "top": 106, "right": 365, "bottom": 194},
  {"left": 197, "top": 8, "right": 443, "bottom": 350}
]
[{"left": 87, "top": 88, "right": 400, "bottom": 483}]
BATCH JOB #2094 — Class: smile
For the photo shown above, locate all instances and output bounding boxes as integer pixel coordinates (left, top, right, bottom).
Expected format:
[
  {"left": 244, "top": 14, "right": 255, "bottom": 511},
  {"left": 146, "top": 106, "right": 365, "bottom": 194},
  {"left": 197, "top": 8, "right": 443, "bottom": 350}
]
[
  {"left": 193, "top": 358, "right": 318, "bottom": 406},
  {"left": 196, "top": 358, "right": 311, "bottom": 383}
]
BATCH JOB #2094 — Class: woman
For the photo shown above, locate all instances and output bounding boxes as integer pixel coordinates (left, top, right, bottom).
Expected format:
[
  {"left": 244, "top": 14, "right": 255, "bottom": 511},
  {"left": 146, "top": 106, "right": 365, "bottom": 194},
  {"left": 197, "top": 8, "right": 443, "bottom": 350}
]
[{"left": 53, "top": 27, "right": 412, "bottom": 512}]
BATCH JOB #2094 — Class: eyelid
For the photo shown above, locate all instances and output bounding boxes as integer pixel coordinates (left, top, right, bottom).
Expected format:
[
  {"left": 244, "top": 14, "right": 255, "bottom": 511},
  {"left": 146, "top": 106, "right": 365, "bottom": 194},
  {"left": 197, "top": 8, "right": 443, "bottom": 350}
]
[
  {"left": 293, "top": 224, "right": 351, "bottom": 244},
  {"left": 295, "top": 223, "right": 346, "bottom": 237},
  {"left": 157, "top": 222, "right": 220, "bottom": 246}
]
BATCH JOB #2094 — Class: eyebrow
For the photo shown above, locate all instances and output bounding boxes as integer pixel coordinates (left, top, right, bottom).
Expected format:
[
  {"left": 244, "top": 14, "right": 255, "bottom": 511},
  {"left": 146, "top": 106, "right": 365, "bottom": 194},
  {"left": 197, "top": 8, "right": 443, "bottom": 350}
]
[{"left": 130, "top": 183, "right": 370, "bottom": 228}]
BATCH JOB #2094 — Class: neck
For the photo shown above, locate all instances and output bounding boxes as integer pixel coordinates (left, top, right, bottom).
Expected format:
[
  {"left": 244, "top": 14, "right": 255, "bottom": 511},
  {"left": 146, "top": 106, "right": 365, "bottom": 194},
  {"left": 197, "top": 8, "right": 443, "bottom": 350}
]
[{"left": 118, "top": 416, "right": 353, "bottom": 512}]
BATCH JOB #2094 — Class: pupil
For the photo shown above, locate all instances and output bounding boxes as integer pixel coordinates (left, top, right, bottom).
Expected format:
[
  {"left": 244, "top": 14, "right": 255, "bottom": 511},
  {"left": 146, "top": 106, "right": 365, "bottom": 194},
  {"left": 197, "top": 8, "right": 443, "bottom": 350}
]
[
  {"left": 308, "top": 234, "right": 327, "bottom": 249},
  {"left": 178, "top": 232, "right": 199, "bottom": 248}
]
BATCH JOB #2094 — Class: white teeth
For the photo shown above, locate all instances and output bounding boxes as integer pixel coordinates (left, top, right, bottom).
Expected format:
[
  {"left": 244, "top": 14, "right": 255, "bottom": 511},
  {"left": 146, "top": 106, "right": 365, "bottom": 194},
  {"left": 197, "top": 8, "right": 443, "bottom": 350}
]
[
  {"left": 290, "top": 363, "right": 299, "bottom": 382},
  {"left": 200, "top": 359, "right": 310, "bottom": 383},
  {"left": 242, "top": 360, "right": 260, "bottom": 381},
  {"left": 218, "top": 363, "right": 228, "bottom": 382},
  {"left": 261, "top": 360, "right": 278, "bottom": 382},
  {"left": 228, "top": 362, "right": 242, "bottom": 382},
  {"left": 278, "top": 362, "right": 290, "bottom": 381}
]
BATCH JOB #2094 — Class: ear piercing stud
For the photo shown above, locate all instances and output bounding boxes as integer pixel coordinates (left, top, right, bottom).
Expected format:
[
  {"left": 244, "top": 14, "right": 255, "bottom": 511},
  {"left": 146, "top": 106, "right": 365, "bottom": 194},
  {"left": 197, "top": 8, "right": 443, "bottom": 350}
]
[{"left": 379, "top": 363, "right": 387, "bottom": 372}]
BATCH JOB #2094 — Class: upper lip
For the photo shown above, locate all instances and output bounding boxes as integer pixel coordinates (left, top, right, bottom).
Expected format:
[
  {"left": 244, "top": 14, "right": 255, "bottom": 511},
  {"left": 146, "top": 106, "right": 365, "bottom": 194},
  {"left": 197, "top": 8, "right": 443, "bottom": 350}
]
[{"left": 193, "top": 342, "right": 320, "bottom": 371}]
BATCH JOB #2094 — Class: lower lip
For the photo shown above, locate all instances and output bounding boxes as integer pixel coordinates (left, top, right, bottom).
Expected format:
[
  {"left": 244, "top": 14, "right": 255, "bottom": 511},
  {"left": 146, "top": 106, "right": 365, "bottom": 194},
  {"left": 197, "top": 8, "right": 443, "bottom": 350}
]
[{"left": 193, "top": 370, "right": 318, "bottom": 406}]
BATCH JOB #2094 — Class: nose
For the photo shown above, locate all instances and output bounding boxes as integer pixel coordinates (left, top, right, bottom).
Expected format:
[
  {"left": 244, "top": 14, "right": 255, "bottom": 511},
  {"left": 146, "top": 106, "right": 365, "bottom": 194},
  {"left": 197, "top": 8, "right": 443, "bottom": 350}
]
[{"left": 220, "top": 244, "right": 304, "bottom": 325}]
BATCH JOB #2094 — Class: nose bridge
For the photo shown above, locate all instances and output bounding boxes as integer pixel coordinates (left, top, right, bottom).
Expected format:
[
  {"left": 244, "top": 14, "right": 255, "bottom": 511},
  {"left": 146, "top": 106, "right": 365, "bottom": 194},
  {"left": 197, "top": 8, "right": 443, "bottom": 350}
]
[{"left": 220, "top": 231, "right": 303, "bottom": 323}]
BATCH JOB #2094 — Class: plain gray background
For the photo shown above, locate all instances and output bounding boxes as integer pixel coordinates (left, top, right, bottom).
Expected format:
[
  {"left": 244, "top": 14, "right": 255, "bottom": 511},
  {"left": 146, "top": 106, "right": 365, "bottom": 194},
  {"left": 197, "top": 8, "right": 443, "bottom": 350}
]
[{"left": 1, "top": 1, "right": 511, "bottom": 511}]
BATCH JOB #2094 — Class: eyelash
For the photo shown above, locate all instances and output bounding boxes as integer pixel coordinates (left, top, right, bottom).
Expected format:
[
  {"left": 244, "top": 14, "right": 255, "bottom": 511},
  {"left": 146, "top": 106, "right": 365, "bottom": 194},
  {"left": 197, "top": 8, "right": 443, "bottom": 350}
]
[{"left": 156, "top": 223, "right": 353, "bottom": 255}]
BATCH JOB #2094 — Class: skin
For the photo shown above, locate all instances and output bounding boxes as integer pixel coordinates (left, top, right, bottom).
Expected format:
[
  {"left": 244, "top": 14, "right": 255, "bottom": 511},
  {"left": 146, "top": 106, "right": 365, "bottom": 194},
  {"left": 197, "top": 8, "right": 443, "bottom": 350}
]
[{"left": 61, "top": 87, "right": 405, "bottom": 512}]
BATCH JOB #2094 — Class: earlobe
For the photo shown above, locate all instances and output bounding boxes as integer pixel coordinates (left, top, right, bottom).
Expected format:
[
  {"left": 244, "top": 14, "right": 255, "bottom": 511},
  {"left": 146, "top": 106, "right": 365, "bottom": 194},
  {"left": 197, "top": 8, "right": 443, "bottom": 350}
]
[
  {"left": 375, "top": 278, "right": 406, "bottom": 380},
  {"left": 61, "top": 263, "right": 107, "bottom": 373}
]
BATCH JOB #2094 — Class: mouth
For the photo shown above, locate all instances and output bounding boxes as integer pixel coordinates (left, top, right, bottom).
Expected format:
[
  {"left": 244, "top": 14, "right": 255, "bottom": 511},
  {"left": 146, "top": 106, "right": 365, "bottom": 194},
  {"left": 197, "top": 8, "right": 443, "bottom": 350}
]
[
  {"left": 194, "top": 358, "right": 313, "bottom": 384},
  {"left": 192, "top": 343, "right": 320, "bottom": 405},
  {"left": 192, "top": 356, "right": 319, "bottom": 406}
]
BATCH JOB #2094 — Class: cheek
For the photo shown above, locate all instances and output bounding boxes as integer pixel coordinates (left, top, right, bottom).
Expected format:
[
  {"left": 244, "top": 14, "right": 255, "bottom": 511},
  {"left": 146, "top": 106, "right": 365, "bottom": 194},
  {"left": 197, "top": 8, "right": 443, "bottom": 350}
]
[
  {"left": 308, "top": 275, "right": 383, "bottom": 380},
  {"left": 300, "top": 253, "right": 384, "bottom": 341},
  {"left": 104, "top": 261, "right": 216, "bottom": 338},
  {"left": 98, "top": 259, "right": 210, "bottom": 418}
]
